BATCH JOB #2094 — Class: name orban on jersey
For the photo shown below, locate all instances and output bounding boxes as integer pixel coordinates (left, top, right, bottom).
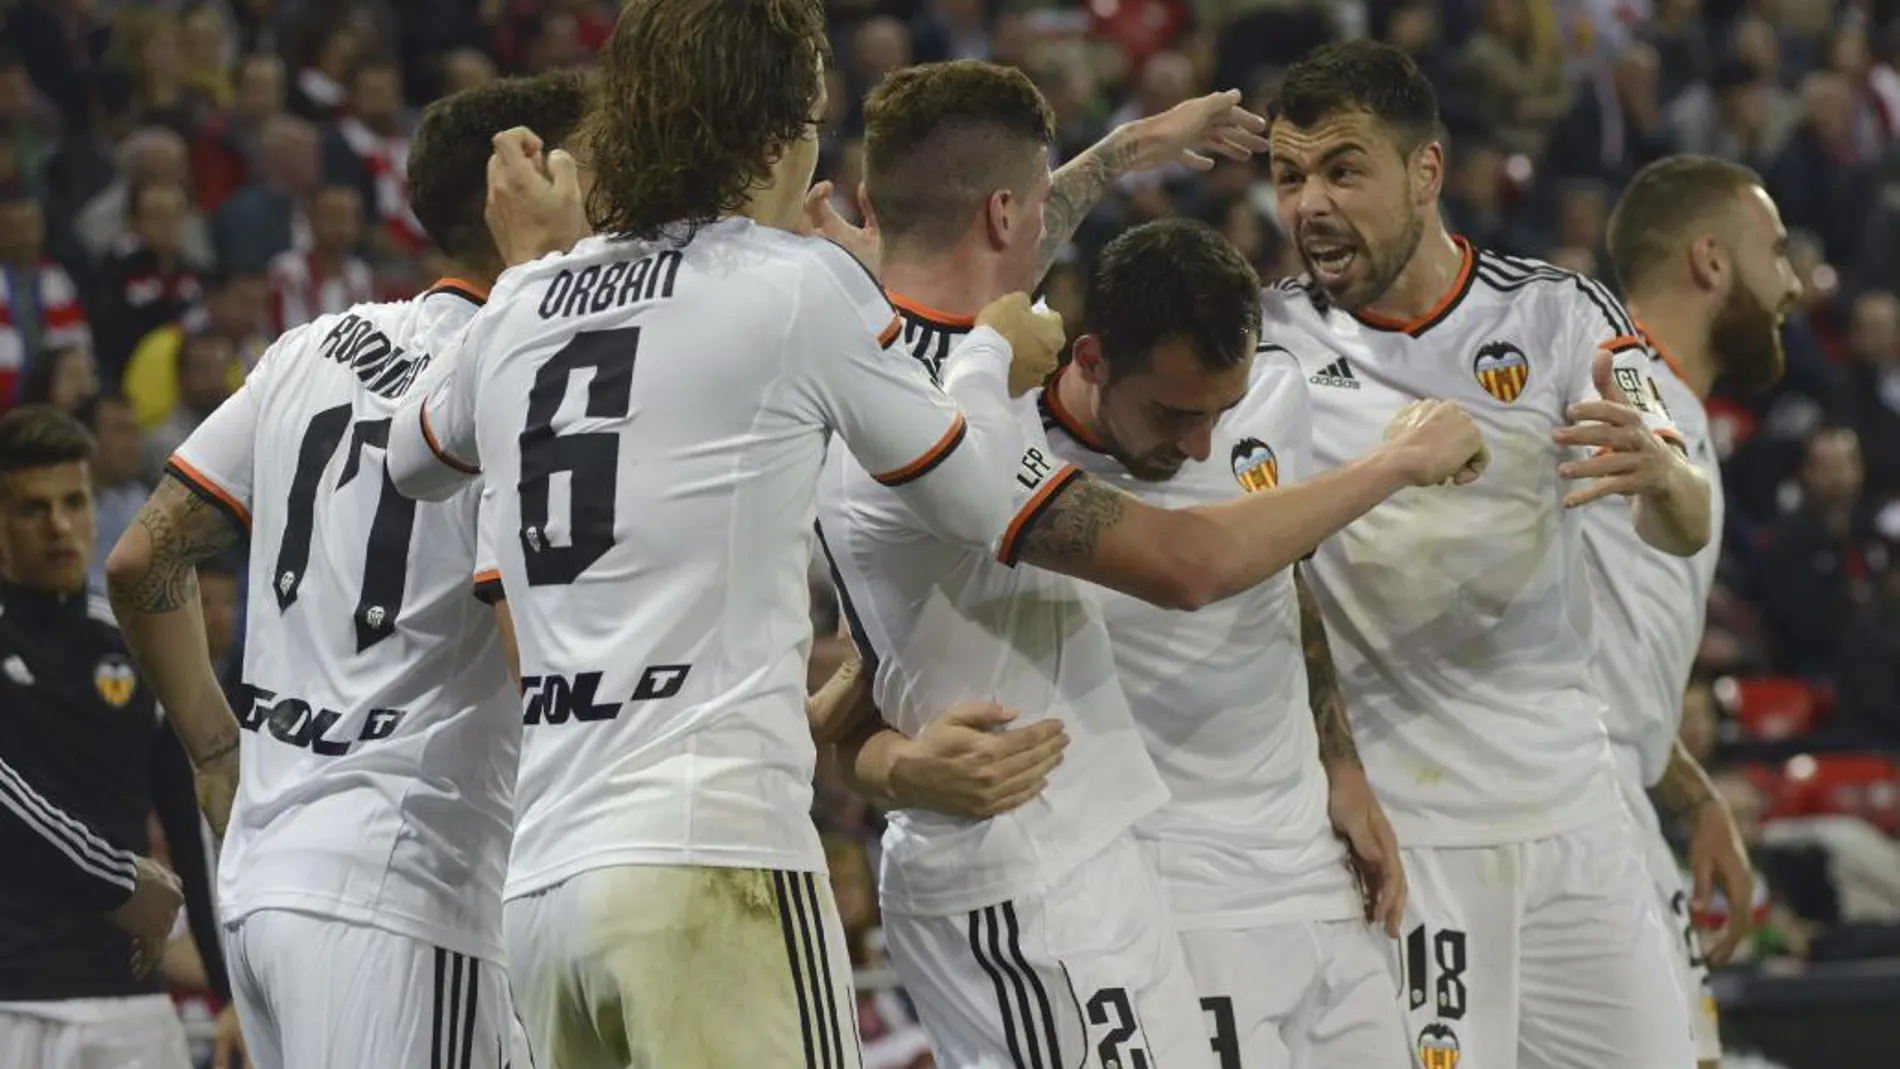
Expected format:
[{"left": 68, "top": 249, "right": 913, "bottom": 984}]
[{"left": 535, "top": 248, "right": 683, "bottom": 320}]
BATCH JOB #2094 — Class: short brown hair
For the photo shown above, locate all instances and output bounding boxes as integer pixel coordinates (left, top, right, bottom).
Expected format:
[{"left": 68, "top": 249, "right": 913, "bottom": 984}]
[
  {"left": 0, "top": 405, "right": 95, "bottom": 475},
  {"left": 863, "top": 61, "right": 1056, "bottom": 249},
  {"left": 1608, "top": 155, "right": 1763, "bottom": 295},
  {"left": 410, "top": 70, "right": 592, "bottom": 270},
  {"left": 584, "top": 0, "right": 829, "bottom": 243},
  {"left": 1270, "top": 40, "right": 1440, "bottom": 154}
]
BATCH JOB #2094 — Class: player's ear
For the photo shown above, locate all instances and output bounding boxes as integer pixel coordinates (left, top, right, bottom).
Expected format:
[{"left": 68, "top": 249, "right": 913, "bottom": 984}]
[
  {"left": 1070, "top": 334, "right": 1109, "bottom": 385},
  {"left": 855, "top": 181, "right": 877, "bottom": 230},
  {"left": 983, "top": 188, "right": 1013, "bottom": 250},
  {"left": 1685, "top": 234, "right": 1724, "bottom": 293},
  {"left": 1411, "top": 140, "right": 1444, "bottom": 207}
]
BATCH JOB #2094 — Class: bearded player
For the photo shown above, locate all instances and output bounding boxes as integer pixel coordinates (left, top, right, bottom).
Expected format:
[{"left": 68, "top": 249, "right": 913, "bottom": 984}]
[
  {"left": 1262, "top": 41, "right": 1709, "bottom": 1069},
  {"left": 1585, "top": 154, "right": 1803, "bottom": 1069}
]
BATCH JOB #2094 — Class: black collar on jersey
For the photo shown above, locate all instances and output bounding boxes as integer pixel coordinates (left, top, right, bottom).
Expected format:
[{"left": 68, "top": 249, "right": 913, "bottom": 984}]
[
  {"left": 0, "top": 580, "right": 91, "bottom": 622},
  {"left": 424, "top": 278, "right": 490, "bottom": 308},
  {"left": 1350, "top": 235, "right": 1477, "bottom": 339}
]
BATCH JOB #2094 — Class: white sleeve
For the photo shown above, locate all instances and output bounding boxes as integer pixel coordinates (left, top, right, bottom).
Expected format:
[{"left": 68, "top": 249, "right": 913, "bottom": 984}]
[
  {"left": 1561, "top": 280, "right": 1685, "bottom": 451},
  {"left": 167, "top": 328, "right": 298, "bottom": 529},
  {"left": 473, "top": 488, "right": 503, "bottom": 605},
  {"left": 790, "top": 247, "right": 1018, "bottom": 548},
  {"left": 938, "top": 327, "right": 1082, "bottom": 566},
  {"left": 389, "top": 315, "right": 485, "bottom": 502}
]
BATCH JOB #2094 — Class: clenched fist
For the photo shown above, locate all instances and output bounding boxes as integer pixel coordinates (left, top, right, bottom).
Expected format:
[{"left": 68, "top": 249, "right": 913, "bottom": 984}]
[
  {"left": 1383, "top": 399, "right": 1489, "bottom": 487},
  {"left": 975, "top": 293, "right": 1065, "bottom": 397}
]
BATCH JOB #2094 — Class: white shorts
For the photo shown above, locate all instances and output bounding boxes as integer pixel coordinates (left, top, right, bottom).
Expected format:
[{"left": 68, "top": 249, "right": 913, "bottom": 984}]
[
  {"left": 1617, "top": 770, "right": 1723, "bottom": 1063},
  {"left": 1179, "top": 918, "right": 1409, "bottom": 1069},
  {"left": 1398, "top": 818, "right": 1695, "bottom": 1069},
  {"left": 884, "top": 833, "right": 1215, "bottom": 1069},
  {"left": 504, "top": 864, "right": 860, "bottom": 1069},
  {"left": 224, "top": 910, "right": 512, "bottom": 1069},
  {"left": 0, "top": 995, "right": 191, "bottom": 1069}
]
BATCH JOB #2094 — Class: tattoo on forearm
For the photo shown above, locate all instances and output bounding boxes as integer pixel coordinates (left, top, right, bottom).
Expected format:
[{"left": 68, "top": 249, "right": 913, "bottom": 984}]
[
  {"left": 1036, "top": 136, "right": 1138, "bottom": 282},
  {"left": 1653, "top": 744, "right": 1715, "bottom": 818},
  {"left": 1298, "top": 569, "right": 1358, "bottom": 765},
  {"left": 194, "top": 728, "right": 240, "bottom": 767},
  {"left": 110, "top": 477, "right": 241, "bottom": 614},
  {"left": 1019, "top": 477, "right": 1126, "bottom": 564}
]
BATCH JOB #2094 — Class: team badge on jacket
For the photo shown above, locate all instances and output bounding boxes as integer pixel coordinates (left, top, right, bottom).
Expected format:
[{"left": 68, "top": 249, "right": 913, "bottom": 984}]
[
  {"left": 94, "top": 655, "right": 137, "bottom": 708},
  {"left": 1230, "top": 438, "right": 1278, "bottom": 492},
  {"left": 1472, "top": 341, "right": 1530, "bottom": 403},
  {"left": 1416, "top": 1022, "right": 1461, "bottom": 1069}
]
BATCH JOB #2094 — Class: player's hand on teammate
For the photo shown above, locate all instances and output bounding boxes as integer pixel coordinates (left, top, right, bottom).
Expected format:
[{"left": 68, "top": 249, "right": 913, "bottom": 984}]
[
  {"left": 1554, "top": 349, "right": 1681, "bottom": 507},
  {"left": 1381, "top": 399, "right": 1489, "bottom": 486},
  {"left": 1118, "top": 89, "right": 1270, "bottom": 173},
  {"left": 975, "top": 293, "right": 1065, "bottom": 397},
  {"left": 486, "top": 126, "right": 589, "bottom": 267},
  {"left": 212, "top": 1002, "right": 249, "bottom": 1069},
  {"left": 889, "top": 702, "right": 1068, "bottom": 819},
  {"left": 1325, "top": 763, "right": 1407, "bottom": 937},
  {"left": 108, "top": 854, "right": 184, "bottom": 977},
  {"left": 800, "top": 181, "right": 880, "bottom": 276},
  {"left": 1688, "top": 798, "right": 1756, "bottom": 965}
]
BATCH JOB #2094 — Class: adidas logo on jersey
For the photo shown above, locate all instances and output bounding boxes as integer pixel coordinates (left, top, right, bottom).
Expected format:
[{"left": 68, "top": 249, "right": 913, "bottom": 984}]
[{"left": 1310, "top": 357, "right": 1360, "bottom": 389}]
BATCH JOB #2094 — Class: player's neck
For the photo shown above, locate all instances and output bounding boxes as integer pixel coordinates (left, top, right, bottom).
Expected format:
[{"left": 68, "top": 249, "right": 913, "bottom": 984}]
[
  {"left": 881, "top": 243, "right": 1002, "bottom": 322},
  {"left": 1624, "top": 296, "right": 1717, "bottom": 400},
  {"left": 1052, "top": 360, "right": 1103, "bottom": 440},
  {"left": 1361, "top": 226, "right": 1463, "bottom": 325}
]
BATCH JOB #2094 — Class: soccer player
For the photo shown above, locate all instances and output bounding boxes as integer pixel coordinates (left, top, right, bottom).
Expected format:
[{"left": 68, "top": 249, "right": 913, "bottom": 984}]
[
  {"left": 1589, "top": 155, "right": 1803, "bottom": 1069},
  {"left": 818, "top": 62, "right": 1484, "bottom": 1069},
  {"left": 1262, "top": 41, "right": 1711, "bottom": 1069},
  {"left": 103, "top": 72, "right": 592, "bottom": 1069},
  {"left": 388, "top": 5, "right": 1064, "bottom": 1067}
]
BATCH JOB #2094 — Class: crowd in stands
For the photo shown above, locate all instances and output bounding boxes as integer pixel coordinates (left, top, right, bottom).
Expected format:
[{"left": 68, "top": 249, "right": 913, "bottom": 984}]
[{"left": 4, "top": 0, "right": 1900, "bottom": 1065}]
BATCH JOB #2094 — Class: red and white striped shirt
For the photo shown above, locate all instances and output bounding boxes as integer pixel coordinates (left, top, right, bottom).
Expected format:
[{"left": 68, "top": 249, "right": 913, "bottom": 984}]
[
  {"left": 336, "top": 117, "right": 429, "bottom": 255},
  {"left": 266, "top": 249, "right": 373, "bottom": 334},
  {"left": 0, "top": 261, "right": 92, "bottom": 407}
]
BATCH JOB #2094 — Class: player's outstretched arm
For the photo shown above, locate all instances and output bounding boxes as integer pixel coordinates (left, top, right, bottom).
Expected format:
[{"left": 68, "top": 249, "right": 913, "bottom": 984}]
[
  {"left": 106, "top": 476, "right": 244, "bottom": 838},
  {"left": 1015, "top": 400, "right": 1489, "bottom": 610},
  {"left": 1556, "top": 347, "right": 1711, "bottom": 556}
]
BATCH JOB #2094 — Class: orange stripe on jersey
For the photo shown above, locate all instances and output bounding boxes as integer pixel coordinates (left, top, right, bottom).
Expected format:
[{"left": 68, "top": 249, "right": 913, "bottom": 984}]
[
  {"left": 1634, "top": 323, "right": 1689, "bottom": 382},
  {"left": 1599, "top": 333, "right": 1647, "bottom": 354},
  {"left": 473, "top": 568, "right": 501, "bottom": 585},
  {"left": 996, "top": 465, "right": 1082, "bottom": 566},
  {"left": 165, "top": 456, "right": 252, "bottom": 529},
  {"left": 871, "top": 414, "right": 967, "bottom": 487},
  {"left": 1042, "top": 367, "right": 1105, "bottom": 451},
  {"left": 427, "top": 277, "right": 490, "bottom": 305},
  {"left": 1353, "top": 237, "right": 1475, "bottom": 336},
  {"left": 877, "top": 315, "right": 902, "bottom": 348},
  {"left": 887, "top": 291, "right": 977, "bottom": 329},
  {"left": 420, "top": 406, "right": 480, "bottom": 474}
]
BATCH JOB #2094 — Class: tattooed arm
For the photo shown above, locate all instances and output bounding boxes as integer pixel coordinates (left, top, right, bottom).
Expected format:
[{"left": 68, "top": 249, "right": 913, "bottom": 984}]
[
  {"left": 1035, "top": 133, "right": 1139, "bottom": 282},
  {"left": 1296, "top": 567, "right": 1358, "bottom": 768},
  {"left": 106, "top": 476, "right": 244, "bottom": 837}
]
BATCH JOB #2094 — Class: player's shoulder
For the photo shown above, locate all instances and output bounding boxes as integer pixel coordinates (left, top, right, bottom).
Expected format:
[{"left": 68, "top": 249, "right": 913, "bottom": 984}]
[
  {"left": 786, "top": 231, "right": 891, "bottom": 314},
  {"left": 1468, "top": 247, "right": 1638, "bottom": 341}
]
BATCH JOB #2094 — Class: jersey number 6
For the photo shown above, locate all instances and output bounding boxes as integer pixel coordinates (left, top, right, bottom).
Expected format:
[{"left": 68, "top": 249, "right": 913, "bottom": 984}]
[{"left": 517, "top": 327, "right": 640, "bottom": 587}]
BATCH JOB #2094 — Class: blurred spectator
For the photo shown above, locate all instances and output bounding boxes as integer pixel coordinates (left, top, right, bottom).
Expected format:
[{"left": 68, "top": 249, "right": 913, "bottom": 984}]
[
  {"left": 1457, "top": 0, "right": 1573, "bottom": 160},
  {"left": 1544, "top": 39, "right": 1675, "bottom": 187},
  {"left": 102, "top": 4, "right": 213, "bottom": 138},
  {"left": 1666, "top": 55, "right": 1797, "bottom": 173},
  {"left": 1770, "top": 72, "right": 1878, "bottom": 269},
  {"left": 94, "top": 179, "right": 204, "bottom": 378},
  {"left": 212, "top": 113, "right": 320, "bottom": 272},
  {"left": 1759, "top": 426, "right": 1888, "bottom": 678},
  {"left": 844, "top": 16, "right": 913, "bottom": 131},
  {"left": 1551, "top": 177, "right": 1612, "bottom": 271},
  {"left": 122, "top": 266, "right": 267, "bottom": 431},
  {"left": 17, "top": 343, "right": 98, "bottom": 412},
  {"left": 441, "top": 48, "right": 498, "bottom": 96},
  {"left": 139, "top": 329, "right": 235, "bottom": 483},
  {"left": 0, "top": 49, "right": 54, "bottom": 202},
  {"left": 321, "top": 54, "right": 426, "bottom": 265},
  {"left": 1819, "top": 21, "right": 1899, "bottom": 164},
  {"left": 0, "top": 187, "right": 92, "bottom": 408},
  {"left": 76, "top": 393, "right": 149, "bottom": 599},
  {"left": 911, "top": 0, "right": 992, "bottom": 65},
  {"left": 287, "top": 19, "right": 360, "bottom": 123},
  {"left": 1835, "top": 289, "right": 1900, "bottom": 503},
  {"left": 1644, "top": 0, "right": 1711, "bottom": 105},
  {"left": 178, "top": 1, "right": 235, "bottom": 109},
  {"left": 1441, "top": 139, "right": 1538, "bottom": 256},
  {"left": 265, "top": 182, "right": 371, "bottom": 332},
  {"left": 75, "top": 126, "right": 214, "bottom": 267},
  {"left": 191, "top": 51, "right": 286, "bottom": 213},
  {"left": 1835, "top": 559, "right": 1900, "bottom": 747}
]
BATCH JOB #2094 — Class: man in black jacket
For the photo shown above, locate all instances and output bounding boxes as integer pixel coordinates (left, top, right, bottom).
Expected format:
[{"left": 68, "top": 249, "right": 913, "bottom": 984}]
[{"left": 0, "top": 405, "right": 230, "bottom": 1067}]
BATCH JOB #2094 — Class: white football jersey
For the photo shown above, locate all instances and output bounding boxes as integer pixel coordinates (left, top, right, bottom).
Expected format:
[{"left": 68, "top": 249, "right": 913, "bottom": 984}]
[
  {"left": 1040, "top": 350, "right": 1360, "bottom": 929},
  {"left": 460, "top": 220, "right": 1021, "bottom": 898},
  {"left": 168, "top": 284, "right": 516, "bottom": 962},
  {"left": 818, "top": 300, "right": 1168, "bottom": 917},
  {"left": 1269, "top": 243, "right": 1687, "bottom": 847},
  {"left": 1581, "top": 346, "right": 1723, "bottom": 787}
]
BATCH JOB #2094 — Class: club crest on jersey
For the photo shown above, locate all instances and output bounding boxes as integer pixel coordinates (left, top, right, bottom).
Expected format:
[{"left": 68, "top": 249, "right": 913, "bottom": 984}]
[
  {"left": 1472, "top": 341, "right": 1530, "bottom": 403},
  {"left": 1230, "top": 437, "right": 1278, "bottom": 492},
  {"left": 94, "top": 655, "right": 137, "bottom": 708},
  {"left": 1416, "top": 1023, "right": 1461, "bottom": 1069}
]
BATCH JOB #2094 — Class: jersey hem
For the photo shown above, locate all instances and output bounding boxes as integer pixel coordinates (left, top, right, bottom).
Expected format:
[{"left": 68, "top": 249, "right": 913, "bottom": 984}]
[
  {"left": 217, "top": 892, "right": 504, "bottom": 964},
  {"left": 503, "top": 843, "right": 827, "bottom": 901}
]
